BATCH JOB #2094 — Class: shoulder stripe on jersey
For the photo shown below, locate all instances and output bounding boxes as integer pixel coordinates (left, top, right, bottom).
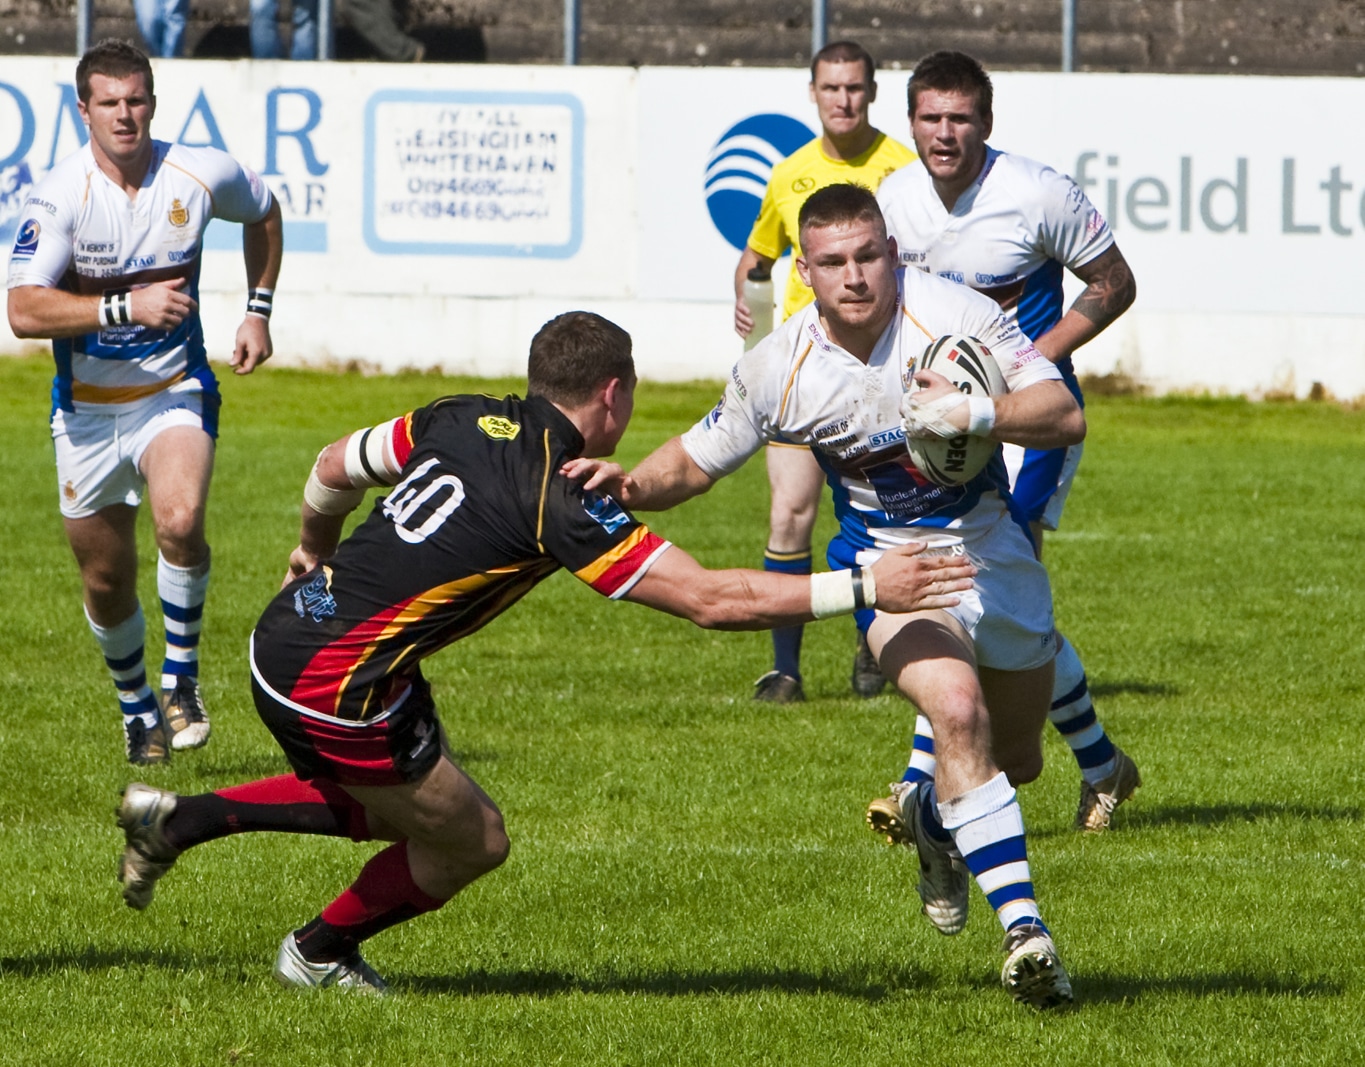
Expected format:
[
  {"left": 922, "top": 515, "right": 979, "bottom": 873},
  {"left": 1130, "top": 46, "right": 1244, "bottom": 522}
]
[
  {"left": 81, "top": 171, "right": 92, "bottom": 209},
  {"left": 575, "top": 526, "right": 666, "bottom": 596},
  {"left": 778, "top": 340, "right": 815, "bottom": 423},
  {"left": 71, "top": 370, "right": 185, "bottom": 405},
  {"left": 161, "top": 158, "right": 216, "bottom": 212},
  {"left": 901, "top": 305, "right": 936, "bottom": 341},
  {"left": 535, "top": 429, "right": 551, "bottom": 553}
]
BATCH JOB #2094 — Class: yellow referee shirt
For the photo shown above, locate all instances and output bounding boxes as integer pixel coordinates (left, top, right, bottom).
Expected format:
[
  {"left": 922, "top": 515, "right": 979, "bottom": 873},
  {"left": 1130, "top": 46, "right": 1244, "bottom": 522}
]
[{"left": 746, "top": 132, "right": 915, "bottom": 320}]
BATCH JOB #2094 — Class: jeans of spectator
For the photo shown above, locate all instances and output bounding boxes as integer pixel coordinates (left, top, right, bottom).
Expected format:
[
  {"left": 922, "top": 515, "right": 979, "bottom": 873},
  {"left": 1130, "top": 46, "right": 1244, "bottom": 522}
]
[
  {"left": 133, "top": 0, "right": 189, "bottom": 57},
  {"left": 251, "top": 0, "right": 320, "bottom": 59},
  {"left": 346, "top": 0, "right": 421, "bottom": 61}
]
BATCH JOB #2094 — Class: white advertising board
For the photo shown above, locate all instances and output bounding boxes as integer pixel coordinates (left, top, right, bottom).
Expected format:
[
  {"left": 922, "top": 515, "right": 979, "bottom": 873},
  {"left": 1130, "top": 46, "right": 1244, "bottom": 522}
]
[{"left": 3, "top": 59, "right": 1364, "bottom": 394}]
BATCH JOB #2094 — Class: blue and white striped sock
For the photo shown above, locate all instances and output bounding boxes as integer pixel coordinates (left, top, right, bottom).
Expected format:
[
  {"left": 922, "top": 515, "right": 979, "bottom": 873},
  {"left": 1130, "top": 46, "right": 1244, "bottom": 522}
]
[
  {"left": 1049, "top": 633, "right": 1117, "bottom": 786},
  {"left": 158, "top": 551, "right": 210, "bottom": 692},
  {"left": 86, "top": 604, "right": 160, "bottom": 728},
  {"left": 763, "top": 548, "right": 810, "bottom": 679},
  {"left": 900, "top": 713, "right": 938, "bottom": 786},
  {"left": 940, "top": 772, "right": 1045, "bottom": 933}
]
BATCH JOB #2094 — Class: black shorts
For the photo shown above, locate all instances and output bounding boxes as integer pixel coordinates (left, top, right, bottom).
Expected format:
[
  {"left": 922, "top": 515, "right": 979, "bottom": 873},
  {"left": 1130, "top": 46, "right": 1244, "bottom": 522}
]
[{"left": 251, "top": 671, "right": 443, "bottom": 787}]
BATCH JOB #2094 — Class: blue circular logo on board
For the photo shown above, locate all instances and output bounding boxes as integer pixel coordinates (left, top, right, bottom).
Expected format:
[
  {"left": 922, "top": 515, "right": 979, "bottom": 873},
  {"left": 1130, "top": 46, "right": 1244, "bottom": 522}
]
[{"left": 704, "top": 113, "right": 815, "bottom": 250}]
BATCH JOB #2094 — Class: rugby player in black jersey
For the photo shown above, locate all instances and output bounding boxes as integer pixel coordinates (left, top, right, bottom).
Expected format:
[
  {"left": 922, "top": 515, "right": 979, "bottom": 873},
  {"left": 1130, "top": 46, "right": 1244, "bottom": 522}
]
[{"left": 114, "top": 311, "right": 974, "bottom": 992}]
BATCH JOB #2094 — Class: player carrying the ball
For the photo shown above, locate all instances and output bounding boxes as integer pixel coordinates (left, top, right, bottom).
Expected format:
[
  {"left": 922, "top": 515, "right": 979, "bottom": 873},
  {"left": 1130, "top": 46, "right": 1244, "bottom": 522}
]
[{"left": 567, "top": 183, "right": 1084, "bottom": 1009}]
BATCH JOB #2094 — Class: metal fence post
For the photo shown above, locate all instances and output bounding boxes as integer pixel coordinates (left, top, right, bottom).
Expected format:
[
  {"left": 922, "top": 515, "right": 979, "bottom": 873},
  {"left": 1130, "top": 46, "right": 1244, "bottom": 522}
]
[
  {"left": 76, "top": 0, "right": 92, "bottom": 54},
  {"left": 318, "top": 0, "right": 335, "bottom": 59},
  {"left": 811, "top": 0, "right": 827, "bottom": 56},
  {"left": 1062, "top": 0, "right": 1076, "bottom": 72},
  {"left": 565, "top": 0, "right": 580, "bottom": 64}
]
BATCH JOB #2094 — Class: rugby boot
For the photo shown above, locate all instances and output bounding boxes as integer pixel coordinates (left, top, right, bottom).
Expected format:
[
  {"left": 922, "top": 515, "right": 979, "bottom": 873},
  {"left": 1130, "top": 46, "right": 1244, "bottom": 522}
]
[
  {"left": 117, "top": 782, "right": 181, "bottom": 909},
  {"left": 1075, "top": 746, "right": 1141, "bottom": 832},
  {"left": 752, "top": 670, "right": 805, "bottom": 704},
  {"left": 1001, "top": 924, "right": 1074, "bottom": 1010},
  {"left": 865, "top": 780, "right": 918, "bottom": 848},
  {"left": 163, "top": 675, "right": 211, "bottom": 750},
  {"left": 275, "top": 933, "right": 390, "bottom": 995}
]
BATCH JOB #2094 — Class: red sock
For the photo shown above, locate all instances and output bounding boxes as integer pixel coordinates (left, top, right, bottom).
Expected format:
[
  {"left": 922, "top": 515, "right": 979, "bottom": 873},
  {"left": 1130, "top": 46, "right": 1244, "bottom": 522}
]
[
  {"left": 163, "top": 774, "right": 372, "bottom": 850},
  {"left": 295, "top": 842, "right": 445, "bottom": 962}
]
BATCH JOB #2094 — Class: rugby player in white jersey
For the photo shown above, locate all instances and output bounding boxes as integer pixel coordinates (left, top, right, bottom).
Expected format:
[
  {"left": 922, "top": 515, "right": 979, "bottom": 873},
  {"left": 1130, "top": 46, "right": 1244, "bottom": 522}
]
[
  {"left": 567, "top": 184, "right": 1081, "bottom": 1009},
  {"left": 870, "top": 50, "right": 1140, "bottom": 836},
  {"left": 6, "top": 40, "right": 283, "bottom": 764}
]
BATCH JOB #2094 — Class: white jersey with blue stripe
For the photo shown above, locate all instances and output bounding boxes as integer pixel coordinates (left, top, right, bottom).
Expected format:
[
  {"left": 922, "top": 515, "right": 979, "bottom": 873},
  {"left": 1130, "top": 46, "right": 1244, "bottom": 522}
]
[
  {"left": 876, "top": 147, "right": 1113, "bottom": 345},
  {"left": 6, "top": 140, "right": 273, "bottom": 415},
  {"left": 680, "top": 267, "right": 1062, "bottom": 552}
]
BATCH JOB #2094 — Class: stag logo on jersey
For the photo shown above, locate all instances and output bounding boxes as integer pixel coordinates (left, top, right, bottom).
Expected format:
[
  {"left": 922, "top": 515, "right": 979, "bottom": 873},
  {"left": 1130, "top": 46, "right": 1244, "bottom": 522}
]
[
  {"left": 704, "top": 114, "right": 815, "bottom": 250},
  {"left": 11, "top": 217, "right": 39, "bottom": 259},
  {"left": 477, "top": 415, "right": 521, "bottom": 441},
  {"left": 168, "top": 199, "right": 189, "bottom": 227}
]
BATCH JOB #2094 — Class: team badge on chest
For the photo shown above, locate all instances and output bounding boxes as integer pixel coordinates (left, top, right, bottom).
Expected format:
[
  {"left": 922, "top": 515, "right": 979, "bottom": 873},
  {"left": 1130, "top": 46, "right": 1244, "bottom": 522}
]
[{"left": 168, "top": 199, "right": 189, "bottom": 227}]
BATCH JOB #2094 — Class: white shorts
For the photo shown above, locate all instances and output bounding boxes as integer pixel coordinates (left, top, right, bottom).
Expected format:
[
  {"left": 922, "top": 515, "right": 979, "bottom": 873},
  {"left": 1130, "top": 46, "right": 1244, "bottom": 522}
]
[
  {"left": 51, "top": 387, "right": 214, "bottom": 519},
  {"left": 1002, "top": 440, "right": 1084, "bottom": 532},
  {"left": 861, "top": 516, "right": 1056, "bottom": 672}
]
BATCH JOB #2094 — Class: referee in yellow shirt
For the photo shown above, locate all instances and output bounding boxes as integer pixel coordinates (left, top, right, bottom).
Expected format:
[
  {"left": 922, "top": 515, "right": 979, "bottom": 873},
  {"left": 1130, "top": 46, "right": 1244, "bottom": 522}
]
[{"left": 733, "top": 40, "right": 915, "bottom": 704}]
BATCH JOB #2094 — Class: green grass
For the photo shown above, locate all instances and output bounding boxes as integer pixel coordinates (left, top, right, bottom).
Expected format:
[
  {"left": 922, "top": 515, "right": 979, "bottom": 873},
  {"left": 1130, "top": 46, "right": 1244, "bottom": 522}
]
[{"left": 1, "top": 354, "right": 1363, "bottom": 1065}]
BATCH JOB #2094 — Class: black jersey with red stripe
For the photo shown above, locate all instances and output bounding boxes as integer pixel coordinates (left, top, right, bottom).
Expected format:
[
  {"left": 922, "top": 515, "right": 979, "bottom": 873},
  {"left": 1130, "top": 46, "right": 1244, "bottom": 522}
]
[{"left": 250, "top": 393, "right": 670, "bottom": 721}]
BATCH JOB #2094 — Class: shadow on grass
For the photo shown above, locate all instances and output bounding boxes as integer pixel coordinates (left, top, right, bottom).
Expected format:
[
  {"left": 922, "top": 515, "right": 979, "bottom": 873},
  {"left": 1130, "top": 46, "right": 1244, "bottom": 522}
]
[
  {"left": 1124, "top": 801, "right": 1362, "bottom": 828},
  {"left": 0, "top": 945, "right": 237, "bottom": 977},
  {"left": 1089, "top": 680, "right": 1179, "bottom": 700},
  {"left": 959, "top": 970, "right": 1341, "bottom": 1003},
  {"left": 399, "top": 964, "right": 932, "bottom": 999}
]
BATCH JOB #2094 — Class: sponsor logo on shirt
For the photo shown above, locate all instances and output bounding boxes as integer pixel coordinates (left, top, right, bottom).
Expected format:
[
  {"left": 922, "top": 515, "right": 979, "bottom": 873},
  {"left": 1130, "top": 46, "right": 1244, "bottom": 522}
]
[
  {"left": 703, "top": 393, "right": 726, "bottom": 429},
  {"left": 123, "top": 254, "right": 156, "bottom": 270},
  {"left": 26, "top": 197, "right": 58, "bottom": 216},
  {"left": 168, "top": 198, "right": 189, "bottom": 227},
  {"left": 730, "top": 365, "right": 747, "bottom": 399},
  {"left": 792, "top": 176, "right": 816, "bottom": 193},
  {"left": 583, "top": 492, "right": 631, "bottom": 534},
  {"left": 167, "top": 247, "right": 198, "bottom": 263},
  {"left": 477, "top": 415, "right": 521, "bottom": 440},
  {"left": 937, "top": 270, "right": 965, "bottom": 284},
  {"left": 1085, "top": 210, "right": 1105, "bottom": 241},
  {"left": 975, "top": 272, "right": 1018, "bottom": 285},
  {"left": 11, "top": 218, "right": 39, "bottom": 259},
  {"left": 869, "top": 427, "right": 906, "bottom": 448}
]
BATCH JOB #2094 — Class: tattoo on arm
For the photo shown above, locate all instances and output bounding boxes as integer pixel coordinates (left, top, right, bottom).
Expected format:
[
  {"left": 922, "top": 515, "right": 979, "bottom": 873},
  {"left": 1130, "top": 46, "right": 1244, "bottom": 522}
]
[{"left": 1071, "top": 246, "right": 1136, "bottom": 328}]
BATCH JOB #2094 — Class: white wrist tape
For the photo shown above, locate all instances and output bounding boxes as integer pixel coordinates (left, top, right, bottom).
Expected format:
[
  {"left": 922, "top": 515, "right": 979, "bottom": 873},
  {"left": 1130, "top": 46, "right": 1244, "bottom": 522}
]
[
  {"left": 343, "top": 419, "right": 403, "bottom": 488},
  {"left": 303, "top": 462, "right": 366, "bottom": 516},
  {"left": 810, "top": 568, "right": 878, "bottom": 619},
  {"left": 900, "top": 390, "right": 967, "bottom": 438},
  {"left": 966, "top": 396, "right": 997, "bottom": 437}
]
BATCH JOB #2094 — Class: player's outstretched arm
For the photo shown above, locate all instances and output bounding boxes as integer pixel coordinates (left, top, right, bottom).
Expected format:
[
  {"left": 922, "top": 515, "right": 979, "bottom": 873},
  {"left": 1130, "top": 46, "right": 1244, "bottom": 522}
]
[
  {"left": 1032, "top": 244, "right": 1136, "bottom": 364},
  {"left": 622, "top": 541, "right": 975, "bottom": 630},
  {"left": 285, "top": 420, "right": 405, "bottom": 585},
  {"left": 562, "top": 436, "right": 716, "bottom": 512},
  {"left": 903, "top": 369, "right": 1085, "bottom": 451},
  {"left": 232, "top": 197, "right": 284, "bottom": 375}
]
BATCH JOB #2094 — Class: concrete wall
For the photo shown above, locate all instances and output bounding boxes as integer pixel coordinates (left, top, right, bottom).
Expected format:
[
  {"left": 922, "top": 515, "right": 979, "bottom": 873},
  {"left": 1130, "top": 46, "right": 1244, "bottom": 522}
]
[{"left": 3, "top": 0, "right": 1364, "bottom": 74}]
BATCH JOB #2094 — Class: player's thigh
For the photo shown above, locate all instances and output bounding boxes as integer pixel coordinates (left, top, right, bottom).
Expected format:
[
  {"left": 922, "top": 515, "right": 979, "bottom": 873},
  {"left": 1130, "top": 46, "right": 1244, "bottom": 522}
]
[
  {"left": 765, "top": 444, "right": 823, "bottom": 533},
  {"left": 140, "top": 426, "right": 214, "bottom": 519},
  {"left": 978, "top": 659, "right": 1054, "bottom": 786}
]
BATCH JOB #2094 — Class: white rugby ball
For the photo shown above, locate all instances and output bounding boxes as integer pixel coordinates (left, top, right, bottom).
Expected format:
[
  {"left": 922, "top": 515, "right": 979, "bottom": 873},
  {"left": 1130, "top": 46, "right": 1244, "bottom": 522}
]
[{"left": 904, "top": 334, "right": 1007, "bottom": 486}]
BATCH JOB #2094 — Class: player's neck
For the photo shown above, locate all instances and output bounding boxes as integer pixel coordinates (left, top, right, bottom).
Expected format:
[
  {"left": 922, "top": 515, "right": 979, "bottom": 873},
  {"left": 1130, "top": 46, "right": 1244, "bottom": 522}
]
[
  {"left": 932, "top": 157, "right": 986, "bottom": 212},
  {"left": 91, "top": 140, "right": 155, "bottom": 199},
  {"left": 819, "top": 307, "right": 894, "bottom": 363},
  {"left": 821, "top": 125, "right": 878, "bottom": 163}
]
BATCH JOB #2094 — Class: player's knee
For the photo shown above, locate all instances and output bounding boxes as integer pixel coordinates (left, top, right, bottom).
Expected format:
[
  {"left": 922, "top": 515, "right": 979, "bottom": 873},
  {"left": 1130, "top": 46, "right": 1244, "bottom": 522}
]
[
  {"left": 996, "top": 746, "right": 1044, "bottom": 787},
  {"left": 154, "top": 505, "right": 206, "bottom": 559}
]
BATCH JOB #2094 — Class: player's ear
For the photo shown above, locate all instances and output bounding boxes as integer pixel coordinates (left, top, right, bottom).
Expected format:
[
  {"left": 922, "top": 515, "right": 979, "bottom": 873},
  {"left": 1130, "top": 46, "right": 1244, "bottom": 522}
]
[
  {"left": 886, "top": 235, "right": 898, "bottom": 262},
  {"left": 795, "top": 255, "right": 811, "bottom": 287}
]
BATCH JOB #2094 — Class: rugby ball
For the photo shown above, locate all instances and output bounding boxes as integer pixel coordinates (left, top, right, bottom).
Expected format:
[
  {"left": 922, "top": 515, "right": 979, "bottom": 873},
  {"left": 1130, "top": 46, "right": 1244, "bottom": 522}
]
[{"left": 904, "top": 334, "right": 1007, "bottom": 486}]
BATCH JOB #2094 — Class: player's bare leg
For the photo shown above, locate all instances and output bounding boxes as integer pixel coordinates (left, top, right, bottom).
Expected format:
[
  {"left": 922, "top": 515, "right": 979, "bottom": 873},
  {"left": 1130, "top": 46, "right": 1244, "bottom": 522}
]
[
  {"left": 141, "top": 426, "right": 215, "bottom": 749},
  {"left": 755, "top": 443, "right": 824, "bottom": 703},
  {"left": 868, "top": 610, "right": 1071, "bottom": 1006},
  {"left": 65, "top": 504, "right": 167, "bottom": 762}
]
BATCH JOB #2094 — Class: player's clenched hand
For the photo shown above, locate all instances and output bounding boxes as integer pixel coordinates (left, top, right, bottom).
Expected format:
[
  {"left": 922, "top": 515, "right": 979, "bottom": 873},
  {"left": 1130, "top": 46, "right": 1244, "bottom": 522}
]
[
  {"left": 231, "top": 315, "right": 273, "bottom": 375},
  {"left": 559, "top": 458, "right": 636, "bottom": 501},
  {"left": 868, "top": 542, "right": 975, "bottom": 614},
  {"left": 283, "top": 544, "right": 320, "bottom": 588},
  {"left": 131, "top": 278, "right": 196, "bottom": 331},
  {"left": 901, "top": 369, "right": 968, "bottom": 438},
  {"left": 734, "top": 297, "right": 754, "bottom": 339}
]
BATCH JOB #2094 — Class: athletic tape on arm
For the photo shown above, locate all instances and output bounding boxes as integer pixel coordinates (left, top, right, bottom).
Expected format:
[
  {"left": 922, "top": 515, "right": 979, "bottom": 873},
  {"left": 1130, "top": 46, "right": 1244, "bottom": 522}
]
[{"left": 343, "top": 419, "right": 405, "bottom": 488}]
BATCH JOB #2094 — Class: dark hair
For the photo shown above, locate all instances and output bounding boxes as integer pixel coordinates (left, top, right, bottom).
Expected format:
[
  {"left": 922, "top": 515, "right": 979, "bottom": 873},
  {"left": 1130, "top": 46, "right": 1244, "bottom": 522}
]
[
  {"left": 797, "top": 182, "right": 885, "bottom": 240},
  {"left": 811, "top": 40, "right": 876, "bottom": 86},
  {"left": 77, "top": 39, "right": 154, "bottom": 103},
  {"left": 527, "top": 312, "right": 635, "bottom": 407},
  {"left": 907, "top": 50, "right": 992, "bottom": 121}
]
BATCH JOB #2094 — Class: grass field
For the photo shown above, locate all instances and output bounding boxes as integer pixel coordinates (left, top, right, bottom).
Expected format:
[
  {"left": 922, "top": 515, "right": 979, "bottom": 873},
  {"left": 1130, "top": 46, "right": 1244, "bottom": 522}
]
[{"left": 1, "top": 353, "right": 1363, "bottom": 1066}]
